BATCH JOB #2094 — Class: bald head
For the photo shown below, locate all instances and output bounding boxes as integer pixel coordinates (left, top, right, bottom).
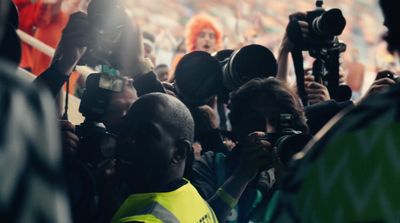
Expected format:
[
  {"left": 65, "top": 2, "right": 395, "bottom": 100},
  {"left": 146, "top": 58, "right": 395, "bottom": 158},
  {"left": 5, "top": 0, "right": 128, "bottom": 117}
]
[
  {"left": 118, "top": 93, "right": 195, "bottom": 192},
  {"left": 123, "top": 93, "right": 194, "bottom": 142}
]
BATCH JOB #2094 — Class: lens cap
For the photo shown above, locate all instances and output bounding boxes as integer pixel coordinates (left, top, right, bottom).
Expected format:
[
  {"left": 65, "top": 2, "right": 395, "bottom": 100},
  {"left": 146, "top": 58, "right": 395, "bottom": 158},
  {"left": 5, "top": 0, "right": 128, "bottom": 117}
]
[{"left": 175, "top": 51, "right": 223, "bottom": 106}]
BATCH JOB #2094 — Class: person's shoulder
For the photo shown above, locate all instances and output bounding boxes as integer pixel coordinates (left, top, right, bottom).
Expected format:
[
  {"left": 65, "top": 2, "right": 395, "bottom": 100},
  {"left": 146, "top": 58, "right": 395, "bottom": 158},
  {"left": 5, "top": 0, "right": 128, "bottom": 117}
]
[{"left": 193, "top": 151, "right": 218, "bottom": 169}]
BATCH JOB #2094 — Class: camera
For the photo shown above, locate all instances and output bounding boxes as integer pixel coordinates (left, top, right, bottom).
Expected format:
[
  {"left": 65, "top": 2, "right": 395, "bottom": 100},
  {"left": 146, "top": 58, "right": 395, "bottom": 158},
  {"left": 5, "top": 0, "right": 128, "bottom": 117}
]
[
  {"left": 376, "top": 70, "right": 400, "bottom": 83},
  {"left": 75, "top": 72, "right": 125, "bottom": 166},
  {"left": 288, "top": 0, "right": 352, "bottom": 104},
  {"left": 219, "top": 44, "right": 278, "bottom": 91},
  {"left": 174, "top": 45, "right": 278, "bottom": 106},
  {"left": 257, "top": 114, "right": 312, "bottom": 167},
  {"left": 288, "top": 0, "right": 346, "bottom": 50},
  {"left": 174, "top": 51, "right": 223, "bottom": 106},
  {"left": 78, "top": 0, "right": 127, "bottom": 67}
]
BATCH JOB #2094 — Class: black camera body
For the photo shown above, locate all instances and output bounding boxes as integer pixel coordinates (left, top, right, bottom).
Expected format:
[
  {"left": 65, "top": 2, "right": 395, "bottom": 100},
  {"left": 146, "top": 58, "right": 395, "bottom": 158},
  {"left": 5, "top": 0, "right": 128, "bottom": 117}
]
[
  {"left": 220, "top": 44, "right": 277, "bottom": 91},
  {"left": 78, "top": 0, "right": 127, "bottom": 67},
  {"left": 376, "top": 70, "right": 400, "bottom": 83},
  {"left": 174, "top": 45, "right": 278, "bottom": 107},
  {"left": 288, "top": 0, "right": 346, "bottom": 51},
  {"left": 258, "top": 114, "right": 312, "bottom": 167},
  {"left": 288, "top": 0, "right": 351, "bottom": 105},
  {"left": 211, "top": 45, "right": 278, "bottom": 104},
  {"left": 76, "top": 72, "right": 125, "bottom": 166}
]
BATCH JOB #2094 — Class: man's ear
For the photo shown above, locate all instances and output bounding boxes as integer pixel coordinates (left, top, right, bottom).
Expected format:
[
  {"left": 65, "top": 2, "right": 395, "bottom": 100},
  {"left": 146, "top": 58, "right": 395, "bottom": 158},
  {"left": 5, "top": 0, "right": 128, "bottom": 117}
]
[{"left": 171, "top": 140, "right": 191, "bottom": 165}]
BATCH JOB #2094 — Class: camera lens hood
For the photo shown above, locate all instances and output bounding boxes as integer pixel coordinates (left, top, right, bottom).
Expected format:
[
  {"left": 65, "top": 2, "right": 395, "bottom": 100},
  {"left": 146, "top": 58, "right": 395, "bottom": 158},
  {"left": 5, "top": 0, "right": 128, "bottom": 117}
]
[
  {"left": 175, "top": 51, "right": 223, "bottom": 106},
  {"left": 224, "top": 44, "right": 277, "bottom": 90}
]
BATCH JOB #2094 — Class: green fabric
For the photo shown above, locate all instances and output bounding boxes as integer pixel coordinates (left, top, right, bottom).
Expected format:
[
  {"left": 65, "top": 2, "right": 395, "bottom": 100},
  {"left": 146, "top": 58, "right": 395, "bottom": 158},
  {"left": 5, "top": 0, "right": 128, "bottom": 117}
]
[
  {"left": 270, "top": 85, "right": 400, "bottom": 222},
  {"left": 295, "top": 122, "right": 400, "bottom": 222}
]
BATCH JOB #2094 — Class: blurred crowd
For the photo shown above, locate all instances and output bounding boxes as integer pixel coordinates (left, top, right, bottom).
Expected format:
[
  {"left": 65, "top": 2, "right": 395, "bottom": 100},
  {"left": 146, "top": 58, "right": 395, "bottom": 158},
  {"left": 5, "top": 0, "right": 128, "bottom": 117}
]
[{"left": 125, "top": 0, "right": 398, "bottom": 78}]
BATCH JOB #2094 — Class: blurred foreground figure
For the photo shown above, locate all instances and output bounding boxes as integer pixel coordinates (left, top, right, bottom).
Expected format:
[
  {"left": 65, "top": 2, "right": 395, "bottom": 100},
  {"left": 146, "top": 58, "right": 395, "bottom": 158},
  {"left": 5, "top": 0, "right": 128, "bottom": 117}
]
[
  {"left": 0, "top": 1, "right": 71, "bottom": 223},
  {"left": 269, "top": 0, "right": 400, "bottom": 222}
]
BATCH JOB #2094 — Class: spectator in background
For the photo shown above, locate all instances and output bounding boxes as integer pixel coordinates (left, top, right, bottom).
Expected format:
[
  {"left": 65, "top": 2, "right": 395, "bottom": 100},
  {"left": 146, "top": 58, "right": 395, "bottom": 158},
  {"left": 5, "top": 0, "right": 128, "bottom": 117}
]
[
  {"left": 154, "top": 63, "right": 169, "bottom": 82},
  {"left": 13, "top": 0, "right": 47, "bottom": 71},
  {"left": 13, "top": 0, "right": 88, "bottom": 94},
  {"left": 169, "top": 14, "right": 223, "bottom": 82},
  {"left": 185, "top": 14, "right": 222, "bottom": 54},
  {"left": 345, "top": 48, "right": 365, "bottom": 99},
  {"left": 13, "top": 0, "right": 66, "bottom": 74},
  {"left": 143, "top": 31, "right": 156, "bottom": 65},
  {"left": 30, "top": 0, "right": 68, "bottom": 75}
]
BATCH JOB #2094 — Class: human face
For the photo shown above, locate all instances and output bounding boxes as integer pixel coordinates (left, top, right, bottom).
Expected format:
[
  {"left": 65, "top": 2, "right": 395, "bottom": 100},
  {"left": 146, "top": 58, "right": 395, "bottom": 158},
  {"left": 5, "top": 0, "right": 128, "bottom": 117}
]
[
  {"left": 155, "top": 66, "right": 169, "bottom": 82},
  {"left": 119, "top": 118, "right": 176, "bottom": 193},
  {"left": 103, "top": 78, "right": 138, "bottom": 130},
  {"left": 234, "top": 94, "right": 280, "bottom": 142},
  {"left": 195, "top": 28, "right": 217, "bottom": 53}
]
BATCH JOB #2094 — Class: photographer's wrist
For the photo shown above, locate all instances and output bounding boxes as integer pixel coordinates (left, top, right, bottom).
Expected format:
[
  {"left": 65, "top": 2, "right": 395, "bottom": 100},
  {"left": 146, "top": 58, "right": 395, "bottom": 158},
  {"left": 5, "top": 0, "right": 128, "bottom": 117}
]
[
  {"left": 216, "top": 188, "right": 238, "bottom": 209},
  {"left": 51, "top": 48, "right": 85, "bottom": 76},
  {"left": 279, "top": 42, "right": 292, "bottom": 54}
]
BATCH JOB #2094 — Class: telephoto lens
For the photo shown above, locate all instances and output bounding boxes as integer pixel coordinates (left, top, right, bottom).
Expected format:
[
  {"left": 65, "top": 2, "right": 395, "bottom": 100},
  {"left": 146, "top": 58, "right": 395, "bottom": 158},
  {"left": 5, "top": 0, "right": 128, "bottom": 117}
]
[
  {"left": 222, "top": 44, "right": 277, "bottom": 90},
  {"left": 174, "top": 51, "right": 223, "bottom": 106},
  {"left": 311, "top": 8, "right": 346, "bottom": 38}
]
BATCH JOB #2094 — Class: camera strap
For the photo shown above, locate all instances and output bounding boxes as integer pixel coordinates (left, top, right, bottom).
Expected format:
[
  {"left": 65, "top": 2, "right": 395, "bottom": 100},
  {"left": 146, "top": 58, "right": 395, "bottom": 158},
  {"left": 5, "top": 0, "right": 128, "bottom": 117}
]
[
  {"left": 291, "top": 50, "right": 308, "bottom": 106},
  {"left": 62, "top": 77, "right": 70, "bottom": 120}
]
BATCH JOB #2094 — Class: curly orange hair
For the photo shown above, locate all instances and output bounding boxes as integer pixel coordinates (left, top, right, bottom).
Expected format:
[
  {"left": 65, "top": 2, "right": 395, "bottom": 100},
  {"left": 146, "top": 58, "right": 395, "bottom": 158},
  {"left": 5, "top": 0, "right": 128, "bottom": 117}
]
[{"left": 185, "top": 14, "right": 223, "bottom": 52}]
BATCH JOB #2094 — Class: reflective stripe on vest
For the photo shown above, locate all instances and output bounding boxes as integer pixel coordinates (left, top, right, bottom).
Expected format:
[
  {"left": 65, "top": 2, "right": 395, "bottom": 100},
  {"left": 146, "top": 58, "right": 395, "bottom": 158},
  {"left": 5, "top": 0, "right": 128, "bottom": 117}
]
[
  {"left": 113, "top": 181, "right": 218, "bottom": 223},
  {"left": 118, "top": 202, "right": 179, "bottom": 223}
]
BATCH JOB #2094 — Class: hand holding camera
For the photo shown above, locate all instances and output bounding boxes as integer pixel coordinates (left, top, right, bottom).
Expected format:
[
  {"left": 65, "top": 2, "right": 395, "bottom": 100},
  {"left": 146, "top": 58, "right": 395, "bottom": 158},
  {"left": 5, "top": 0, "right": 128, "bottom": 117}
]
[
  {"left": 60, "top": 119, "right": 80, "bottom": 154},
  {"left": 284, "top": 0, "right": 351, "bottom": 105},
  {"left": 364, "top": 70, "right": 398, "bottom": 98},
  {"left": 280, "top": 12, "right": 309, "bottom": 53},
  {"left": 304, "top": 74, "right": 331, "bottom": 105},
  {"left": 235, "top": 132, "right": 274, "bottom": 182}
]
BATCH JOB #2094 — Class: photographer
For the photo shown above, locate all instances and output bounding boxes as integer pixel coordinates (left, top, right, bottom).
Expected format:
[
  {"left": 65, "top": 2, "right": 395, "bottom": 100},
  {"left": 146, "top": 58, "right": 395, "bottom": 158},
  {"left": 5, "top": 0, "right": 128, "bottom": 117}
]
[
  {"left": 35, "top": 0, "right": 167, "bottom": 150},
  {"left": 190, "top": 78, "right": 309, "bottom": 222},
  {"left": 276, "top": 9, "right": 355, "bottom": 135},
  {"left": 266, "top": 1, "right": 400, "bottom": 221},
  {"left": 32, "top": 1, "right": 167, "bottom": 222}
]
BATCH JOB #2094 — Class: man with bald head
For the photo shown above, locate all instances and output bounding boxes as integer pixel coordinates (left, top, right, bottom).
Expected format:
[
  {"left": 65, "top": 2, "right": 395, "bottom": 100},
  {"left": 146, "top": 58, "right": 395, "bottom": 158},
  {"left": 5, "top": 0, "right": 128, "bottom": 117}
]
[{"left": 113, "top": 93, "right": 218, "bottom": 223}]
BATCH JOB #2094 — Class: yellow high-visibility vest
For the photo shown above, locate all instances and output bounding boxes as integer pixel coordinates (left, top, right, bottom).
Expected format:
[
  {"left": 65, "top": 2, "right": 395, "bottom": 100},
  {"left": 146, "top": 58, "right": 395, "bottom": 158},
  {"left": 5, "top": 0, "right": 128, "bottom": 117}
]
[{"left": 112, "top": 180, "right": 218, "bottom": 223}]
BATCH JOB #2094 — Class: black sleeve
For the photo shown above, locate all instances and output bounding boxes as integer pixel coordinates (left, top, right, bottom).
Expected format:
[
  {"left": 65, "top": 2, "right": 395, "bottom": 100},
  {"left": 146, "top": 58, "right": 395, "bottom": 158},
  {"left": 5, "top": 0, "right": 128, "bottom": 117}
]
[
  {"left": 305, "top": 100, "right": 354, "bottom": 135},
  {"left": 190, "top": 151, "right": 219, "bottom": 200},
  {"left": 33, "top": 65, "right": 69, "bottom": 98},
  {"left": 132, "top": 71, "right": 165, "bottom": 97},
  {"left": 34, "top": 67, "right": 165, "bottom": 99}
]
